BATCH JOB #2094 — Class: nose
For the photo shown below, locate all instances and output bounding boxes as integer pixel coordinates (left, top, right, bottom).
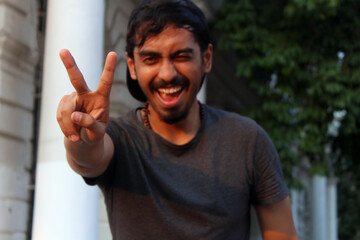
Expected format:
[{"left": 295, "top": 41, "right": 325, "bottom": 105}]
[{"left": 158, "top": 59, "right": 177, "bottom": 82}]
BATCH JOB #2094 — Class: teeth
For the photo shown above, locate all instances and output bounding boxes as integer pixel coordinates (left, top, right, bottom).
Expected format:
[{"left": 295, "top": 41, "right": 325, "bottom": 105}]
[{"left": 158, "top": 86, "right": 182, "bottom": 94}]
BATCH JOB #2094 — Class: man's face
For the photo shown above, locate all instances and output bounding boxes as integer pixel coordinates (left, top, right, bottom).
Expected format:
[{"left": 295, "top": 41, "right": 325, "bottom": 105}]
[{"left": 127, "top": 25, "right": 213, "bottom": 124}]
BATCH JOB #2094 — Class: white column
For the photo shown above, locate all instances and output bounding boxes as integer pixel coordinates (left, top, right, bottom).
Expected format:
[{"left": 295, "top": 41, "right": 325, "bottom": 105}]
[
  {"left": 290, "top": 189, "right": 299, "bottom": 232},
  {"left": 249, "top": 207, "right": 262, "bottom": 240},
  {"left": 32, "top": 1, "right": 105, "bottom": 240},
  {"left": 311, "top": 175, "right": 328, "bottom": 240},
  {"left": 197, "top": 81, "right": 207, "bottom": 103},
  {"left": 327, "top": 178, "right": 338, "bottom": 240}
]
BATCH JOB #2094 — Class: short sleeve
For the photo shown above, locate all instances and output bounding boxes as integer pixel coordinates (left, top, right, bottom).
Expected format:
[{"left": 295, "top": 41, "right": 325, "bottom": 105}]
[{"left": 250, "top": 125, "right": 289, "bottom": 205}]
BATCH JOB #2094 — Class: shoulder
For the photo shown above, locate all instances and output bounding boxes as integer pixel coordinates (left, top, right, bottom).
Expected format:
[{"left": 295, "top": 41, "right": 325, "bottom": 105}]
[
  {"left": 202, "top": 104, "right": 277, "bottom": 158},
  {"left": 204, "top": 104, "right": 260, "bottom": 137}
]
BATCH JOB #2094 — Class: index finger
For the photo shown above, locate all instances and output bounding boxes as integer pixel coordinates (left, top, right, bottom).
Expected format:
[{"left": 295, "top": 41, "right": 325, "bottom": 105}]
[
  {"left": 59, "top": 49, "right": 90, "bottom": 95},
  {"left": 96, "top": 51, "right": 118, "bottom": 97}
]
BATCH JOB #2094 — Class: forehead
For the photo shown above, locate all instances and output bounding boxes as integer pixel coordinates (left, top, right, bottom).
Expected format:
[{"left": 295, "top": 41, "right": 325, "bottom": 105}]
[{"left": 135, "top": 25, "right": 199, "bottom": 52}]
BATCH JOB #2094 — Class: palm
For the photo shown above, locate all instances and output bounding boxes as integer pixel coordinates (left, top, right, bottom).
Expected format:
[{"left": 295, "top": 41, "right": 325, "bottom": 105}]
[
  {"left": 75, "top": 91, "right": 110, "bottom": 141},
  {"left": 76, "top": 92, "right": 109, "bottom": 123}
]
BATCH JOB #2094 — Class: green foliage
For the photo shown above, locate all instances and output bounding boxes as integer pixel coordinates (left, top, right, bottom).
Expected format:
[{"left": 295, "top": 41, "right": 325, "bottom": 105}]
[
  {"left": 213, "top": 0, "right": 360, "bottom": 238},
  {"left": 214, "top": 0, "right": 360, "bottom": 174},
  {"left": 334, "top": 131, "right": 360, "bottom": 239}
]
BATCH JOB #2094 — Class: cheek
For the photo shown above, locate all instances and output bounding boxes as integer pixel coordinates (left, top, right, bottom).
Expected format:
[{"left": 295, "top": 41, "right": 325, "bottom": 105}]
[
  {"left": 134, "top": 65, "right": 156, "bottom": 85},
  {"left": 177, "top": 62, "right": 202, "bottom": 78},
  {"left": 185, "top": 65, "right": 204, "bottom": 85}
]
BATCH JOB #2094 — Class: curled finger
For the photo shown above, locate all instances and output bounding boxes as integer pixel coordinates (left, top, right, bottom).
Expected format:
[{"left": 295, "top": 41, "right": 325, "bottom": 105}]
[
  {"left": 57, "top": 93, "right": 80, "bottom": 142},
  {"left": 71, "top": 111, "right": 106, "bottom": 143}
]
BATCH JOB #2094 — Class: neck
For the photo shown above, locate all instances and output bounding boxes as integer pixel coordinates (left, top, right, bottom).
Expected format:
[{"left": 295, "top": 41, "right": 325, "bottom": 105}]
[{"left": 142, "top": 101, "right": 202, "bottom": 145}]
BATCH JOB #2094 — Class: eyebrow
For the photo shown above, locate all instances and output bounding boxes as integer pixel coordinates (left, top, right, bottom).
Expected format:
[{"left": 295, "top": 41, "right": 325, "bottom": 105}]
[
  {"left": 138, "top": 50, "right": 161, "bottom": 58},
  {"left": 171, "top": 48, "right": 194, "bottom": 57},
  {"left": 137, "top": 48, "right": 194, "bottom": 58}
]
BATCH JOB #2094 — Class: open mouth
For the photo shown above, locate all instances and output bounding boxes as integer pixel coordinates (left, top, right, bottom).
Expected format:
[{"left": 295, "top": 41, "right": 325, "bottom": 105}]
[{"left": 157, "top": 86, "right": 184, "bottom": 106}]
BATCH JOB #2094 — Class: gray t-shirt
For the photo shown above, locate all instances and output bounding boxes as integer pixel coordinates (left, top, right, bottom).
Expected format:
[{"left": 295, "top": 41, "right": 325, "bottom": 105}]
[{"left": 86, "top": 104, "right": 288, "bottom": 240}]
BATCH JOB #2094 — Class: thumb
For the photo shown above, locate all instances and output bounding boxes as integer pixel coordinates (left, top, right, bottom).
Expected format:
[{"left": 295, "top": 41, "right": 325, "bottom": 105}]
[{"left": 71, "top": 111, "right": 106, "bottom": 143}]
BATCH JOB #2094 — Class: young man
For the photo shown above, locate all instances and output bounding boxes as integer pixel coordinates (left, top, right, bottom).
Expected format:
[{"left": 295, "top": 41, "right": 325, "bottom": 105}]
[{"left": 57, "top": 0, "right": 299, "bottom": 239}]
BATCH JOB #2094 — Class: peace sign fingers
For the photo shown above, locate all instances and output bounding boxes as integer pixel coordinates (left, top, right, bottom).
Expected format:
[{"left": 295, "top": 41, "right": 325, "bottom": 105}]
[
  {"left": 96, "top": 51, "right": 118, "bottom": 97},
  {"left": 59, "top": 49, "right": 90, "bottom": 95}
]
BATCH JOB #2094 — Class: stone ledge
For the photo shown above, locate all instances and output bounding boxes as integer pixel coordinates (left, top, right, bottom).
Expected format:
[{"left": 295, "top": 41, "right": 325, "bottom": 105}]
[
  {"left": 0, "top": 199, "right": 29, "bottom": 232},
  {"left": 0, "top": 165, "right": 31, "bottom": 201},
  {"left": 0, "top": 138, "right": 32, "bottom": 170},
  {"left": 0, "top": 70, "right": 35, "bottom": 110},
  {"left": 0, "top": 102, "right": 33, "bottom": 141},
  {"left": 0, "top": 4, "right": 38, "bottom": 63},
  {"left": 0, "top": 232, "right": 27, "bottom": 240},
  {"left": 0, "top": 0, "right": 29, "bottom": 15}
]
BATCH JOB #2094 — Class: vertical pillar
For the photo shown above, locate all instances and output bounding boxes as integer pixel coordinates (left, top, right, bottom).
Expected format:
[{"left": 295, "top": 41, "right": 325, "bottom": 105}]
[
  {"left": 197, "top": 81, "right": 207, "bottom": 103},
  {"left": 311, "top": 175, "right": 328, "bottom": 240},
  {"left": 32, "top": 1, "right": 105, "bottom": 239},
  {"left": 290, "top": 189, "right": 299, "bottom": 232},
  {"left": 249, "top": 207, "right": 262, "bottom": 240},
  {"left": 327, "top": 178, "right": 338, "bottom": 240}
]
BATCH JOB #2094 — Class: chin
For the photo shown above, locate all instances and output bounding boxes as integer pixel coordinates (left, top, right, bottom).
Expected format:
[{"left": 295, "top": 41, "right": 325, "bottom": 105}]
[{"left": 160, "top": 107, "right": 189, "bottom": 124}]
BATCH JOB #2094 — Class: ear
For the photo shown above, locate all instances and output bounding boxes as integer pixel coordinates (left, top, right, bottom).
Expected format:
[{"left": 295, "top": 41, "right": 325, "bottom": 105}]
[
  {"left": 203, "top": 44, "right": 213, "bottom": 74},
  {"left": 126, "top": 52, "right": 137, "bottom": 80}
]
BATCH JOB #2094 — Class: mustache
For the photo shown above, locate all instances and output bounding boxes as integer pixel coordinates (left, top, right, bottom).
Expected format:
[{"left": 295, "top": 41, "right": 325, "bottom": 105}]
[{"left": 151, "top": 76, "right": 189, "bottom": 89}]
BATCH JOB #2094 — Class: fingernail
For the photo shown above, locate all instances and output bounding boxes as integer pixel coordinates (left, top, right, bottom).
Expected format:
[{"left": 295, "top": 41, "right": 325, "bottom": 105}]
[
  {"left": 73, "top": 113, "right": 81, "bottom": 122},
  {"left": 69, "top": 135, "right": 79, "bottom": 142}
]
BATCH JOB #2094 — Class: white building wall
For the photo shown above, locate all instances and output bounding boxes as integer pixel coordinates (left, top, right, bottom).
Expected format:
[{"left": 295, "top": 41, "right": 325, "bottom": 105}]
[{"left": 0, "top": 0, "right": 38, "bottom": 239}]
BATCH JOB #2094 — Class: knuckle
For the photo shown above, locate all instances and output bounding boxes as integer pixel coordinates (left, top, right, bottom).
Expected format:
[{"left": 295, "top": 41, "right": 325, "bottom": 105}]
[
  {"left": 60, "top": 109, "right": 70, "bottom": 117},
  {"left": 59, "top": 124, "right": 70, "bottom": 138}
]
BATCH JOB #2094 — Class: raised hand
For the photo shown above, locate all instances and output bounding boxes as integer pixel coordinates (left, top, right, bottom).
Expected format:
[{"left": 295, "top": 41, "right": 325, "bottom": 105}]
[{"left": 56, "top": 49, "right": 117, "bottom": 144}]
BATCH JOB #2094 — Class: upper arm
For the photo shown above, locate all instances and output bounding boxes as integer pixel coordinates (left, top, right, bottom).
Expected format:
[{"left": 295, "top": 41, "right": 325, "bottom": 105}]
[{"left": 254, "top": 196, "right": 299, "bottom": 240}]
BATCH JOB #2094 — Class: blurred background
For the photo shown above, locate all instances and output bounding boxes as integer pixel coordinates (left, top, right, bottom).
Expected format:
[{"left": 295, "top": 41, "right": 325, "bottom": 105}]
[{"left": 0, "top": 0, "right": 358, "bottom": 239}]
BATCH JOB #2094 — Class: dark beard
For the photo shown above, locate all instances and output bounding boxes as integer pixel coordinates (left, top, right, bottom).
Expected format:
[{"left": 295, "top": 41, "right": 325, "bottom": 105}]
[{"left": 160, "top": 105, "right": 190, "bottom": 124}]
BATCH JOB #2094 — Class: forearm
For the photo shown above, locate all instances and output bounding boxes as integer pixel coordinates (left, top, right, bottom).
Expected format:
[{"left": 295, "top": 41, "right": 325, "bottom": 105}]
[
  {"left": 263, "top": 231, "right": 299, "bottom": 240},
  {"left": 256, "top": 197, "right": 299, "bottom": 240},
  {"left": 64, "top": 133, "right": 114, "bottom": 177}
]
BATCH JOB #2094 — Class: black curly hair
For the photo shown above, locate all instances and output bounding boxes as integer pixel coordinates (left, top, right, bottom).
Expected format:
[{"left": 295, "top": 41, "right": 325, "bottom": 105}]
[{"left": 126, "top": 0, "right": 210, "bottom": 58}]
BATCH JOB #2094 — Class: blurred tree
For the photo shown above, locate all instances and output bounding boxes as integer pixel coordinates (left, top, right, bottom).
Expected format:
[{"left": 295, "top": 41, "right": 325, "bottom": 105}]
[{"left": 212, "top": 0, "right": 360, "bottom": 238}]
